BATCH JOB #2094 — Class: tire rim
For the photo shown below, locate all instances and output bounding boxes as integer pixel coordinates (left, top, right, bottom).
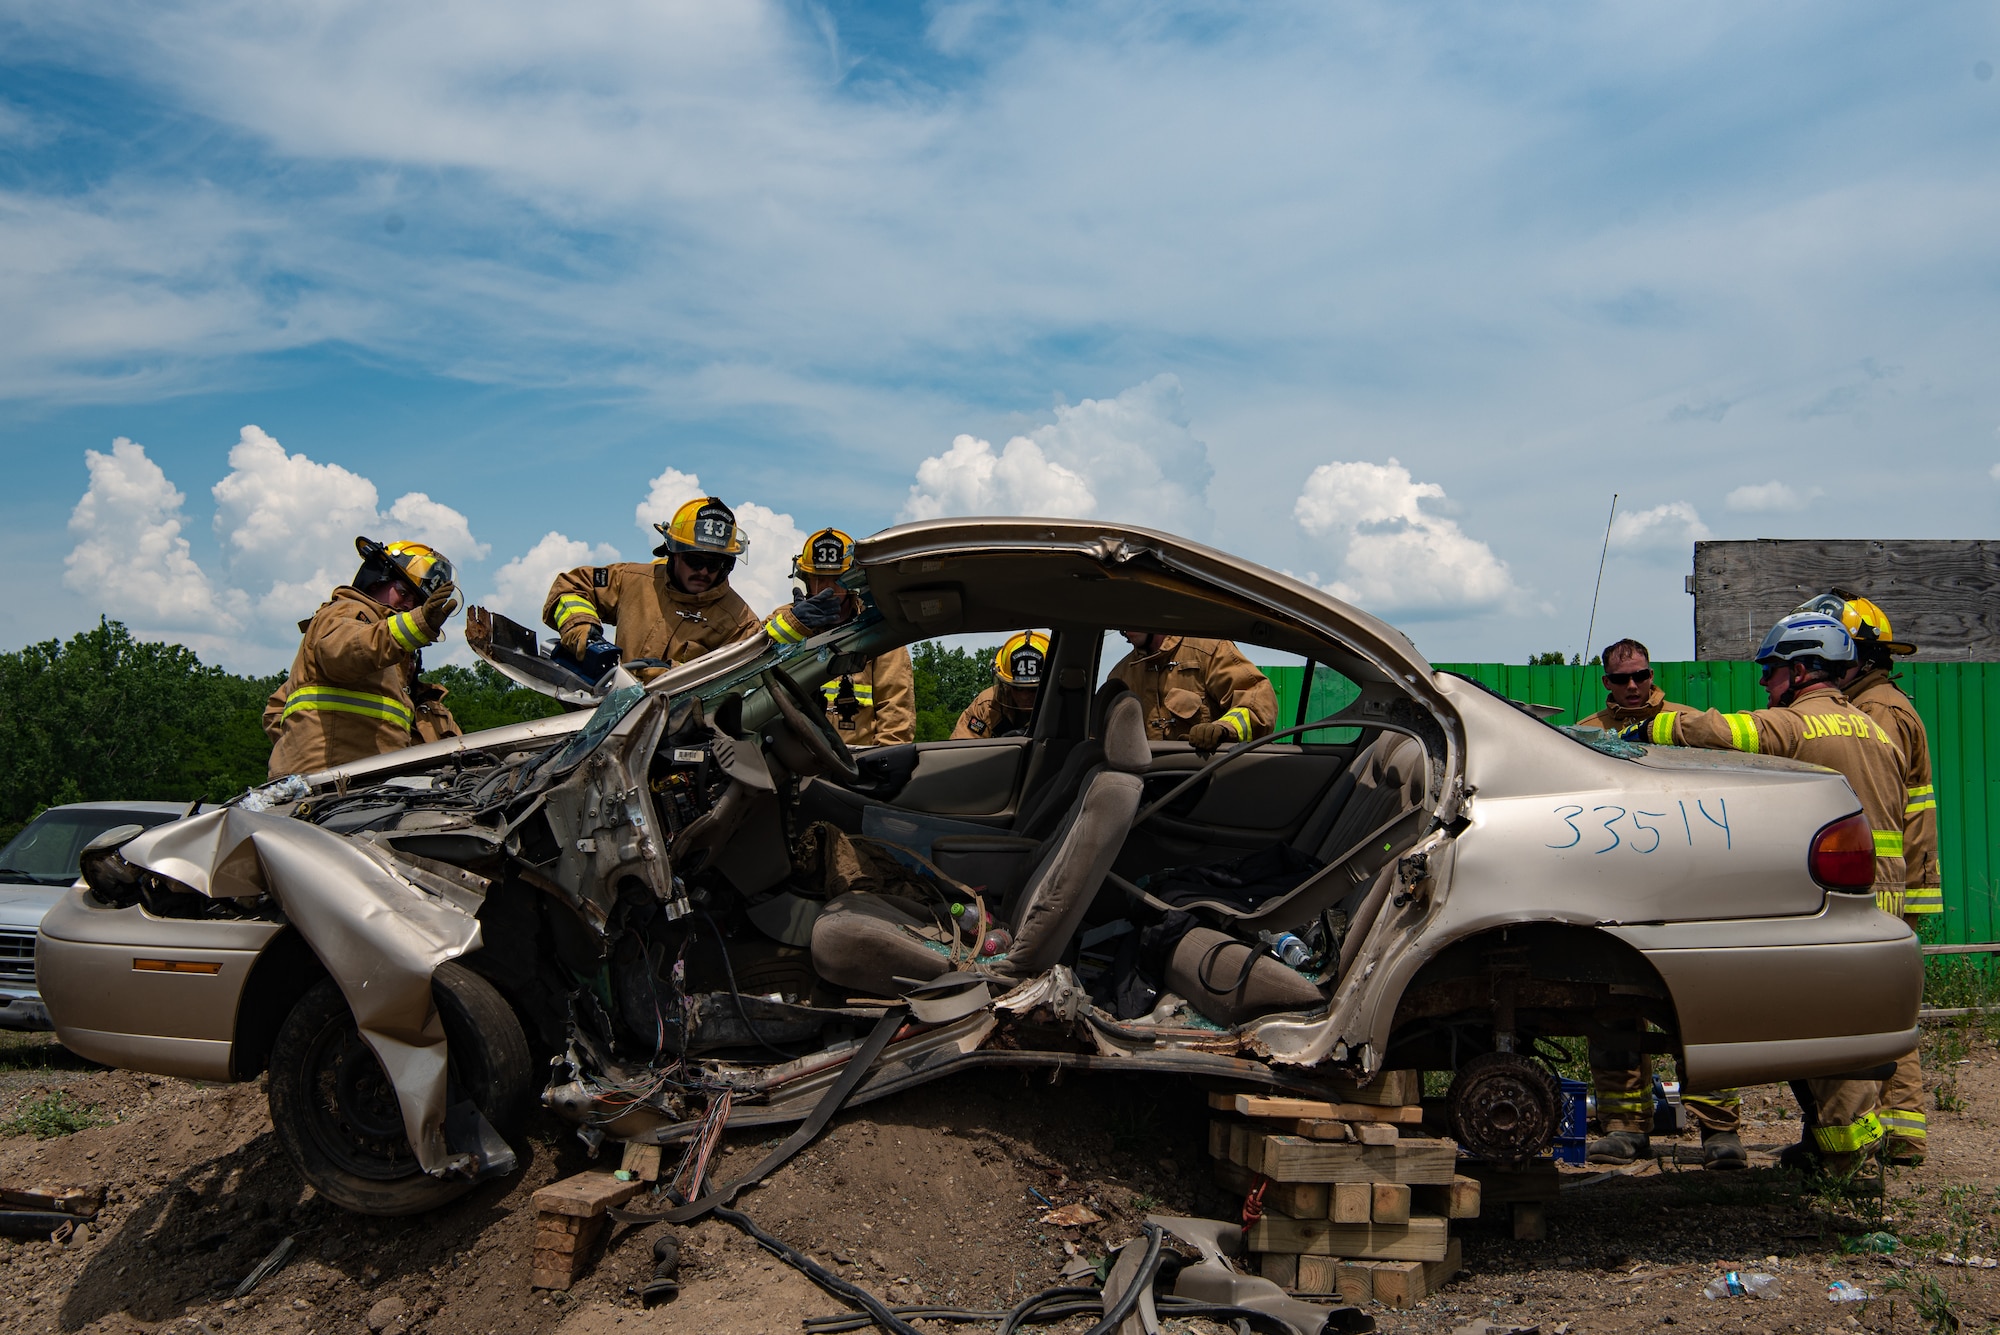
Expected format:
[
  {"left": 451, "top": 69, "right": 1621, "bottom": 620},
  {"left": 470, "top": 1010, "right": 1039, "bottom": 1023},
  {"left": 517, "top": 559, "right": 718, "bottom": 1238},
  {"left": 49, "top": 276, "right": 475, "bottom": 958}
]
[{"left": 299, "top": 1012, "right": 421, "bottom": 1180}]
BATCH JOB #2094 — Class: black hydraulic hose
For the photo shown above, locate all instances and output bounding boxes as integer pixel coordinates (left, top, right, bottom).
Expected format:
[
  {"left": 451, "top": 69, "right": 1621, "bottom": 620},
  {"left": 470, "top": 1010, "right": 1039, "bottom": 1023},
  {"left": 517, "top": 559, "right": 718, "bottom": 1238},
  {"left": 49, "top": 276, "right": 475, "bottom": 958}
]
[{"left": 713, "top": 1203, "right": 929, "bottom": 1335}]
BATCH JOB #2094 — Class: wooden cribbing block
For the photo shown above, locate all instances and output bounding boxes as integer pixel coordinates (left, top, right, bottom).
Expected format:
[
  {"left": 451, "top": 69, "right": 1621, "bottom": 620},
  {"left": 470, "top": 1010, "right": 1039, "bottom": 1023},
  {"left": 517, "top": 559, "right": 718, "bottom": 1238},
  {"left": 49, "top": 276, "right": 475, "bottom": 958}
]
[
  {"left": 1411, "top": 1175, "right": 1481, "bottom": 1220},
  {"left": 1209, "top": 1092, "right": 1426, "bottom": 1124},
  {"left": 1330, "top": 1182, "right": 1371, "bottom": 1224},
  {"left": 529, "top": 1170, "right": 649, "bottom": 1291},
  {"left": 1296, "top": 1254, "right": 1339, "bottom": 1295},
  {"left": 1371, "top": 1182, "right": 1411, "bottom": 1224},
  {"left": 1512, "top": 1200, "right": 1546, "bottom": 1242},
  {"left": 1328, "top": 1070, "right": 1421, "bottom": 1107},
  {"left": 1461, "top": 1161, "right": 1559, "bottom": 1209},
  {"left": 1245, "top": 1215, "right": 1449, "bottom": 1262},
  {"left": 1335, "top": 1260, "right": 1374, "bottom": 1305},
  {"left": 1259, "top": 1253, "right": 1298, "bottom": 1287},
  {"left": 532, "top": 1170, "right": 648, "bottom": 1218},
  {"left": 1354, "top": 1123, "right": 1400, "bottom": 1145},
  {"left": 1212, "top": 1159, "right": 1328, "bottom": 1219},
  {"left": 1228, "top": 1121, "right": 1254, "bottom": 1168},
  {"left": 1370, "top": 1238, "right": 1463, "bottom": 1309},
  {"left": 1292, "top": 1119, "right": 1352, "bottom": 1141},
  {"left": 620, "top": 1142, "right": 663, "bottom": 1183},
  {"left": 1208, "top": 1119, "right": 1230, "bottom": 1159},
  {"left": 1231, "top": 1134, "right": 1458, "bottom": 1184}
]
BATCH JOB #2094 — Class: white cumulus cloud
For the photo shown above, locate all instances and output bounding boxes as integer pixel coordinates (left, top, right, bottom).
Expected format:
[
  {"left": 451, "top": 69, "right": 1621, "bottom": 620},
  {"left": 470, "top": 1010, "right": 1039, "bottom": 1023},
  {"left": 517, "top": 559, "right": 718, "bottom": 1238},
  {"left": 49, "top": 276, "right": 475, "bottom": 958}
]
[
  {"left": 899, "top": 434, "right": 1096, "bottom": 521},
  {"left": 485, "top": 531, "right": 621, "bottom": 632},
  {"left": 1609, "top": 500, "right": 1712, "bottom": 552},
  {"left": 634, "top": 465, "right": 805, "bottom": 617},
  {"left": 1292, "top": 458, "right": 1517, "bottom": 616},
  {"left": 209, "top": 425, "right": 485, "bottom": 632},
  {"left": 899, "top": 376, "right": 1213, "bottom": 531},
  {"left": 63, "top": 437, "right": 247, "bottom": 639},
  {"left": 1724, "top": 480, "right": 1811, "bottom": 512}
]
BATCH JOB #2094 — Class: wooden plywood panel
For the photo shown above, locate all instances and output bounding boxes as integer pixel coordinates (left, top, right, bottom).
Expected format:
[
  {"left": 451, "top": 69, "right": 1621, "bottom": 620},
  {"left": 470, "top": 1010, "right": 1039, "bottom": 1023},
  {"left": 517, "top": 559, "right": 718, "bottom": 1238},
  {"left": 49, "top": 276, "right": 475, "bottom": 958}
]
[{"left": 1692, "top": 540, "right": 2000, "bottom": 662}]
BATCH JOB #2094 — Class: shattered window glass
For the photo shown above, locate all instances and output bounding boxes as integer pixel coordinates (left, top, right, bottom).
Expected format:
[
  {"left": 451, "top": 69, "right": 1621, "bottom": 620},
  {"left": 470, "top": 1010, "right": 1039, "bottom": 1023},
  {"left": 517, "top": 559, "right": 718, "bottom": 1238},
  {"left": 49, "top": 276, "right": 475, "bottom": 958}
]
[{"left": 546, "top": 684, "right": 646, "bottom": 773}]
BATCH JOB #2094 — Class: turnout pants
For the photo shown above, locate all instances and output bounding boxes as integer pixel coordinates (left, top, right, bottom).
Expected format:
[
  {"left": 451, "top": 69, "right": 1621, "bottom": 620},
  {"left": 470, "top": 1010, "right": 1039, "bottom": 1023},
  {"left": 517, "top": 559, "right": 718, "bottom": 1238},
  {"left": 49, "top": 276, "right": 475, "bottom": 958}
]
[{"left": 1590, "top": 1021, "right": 1739, "bottom": 1135}]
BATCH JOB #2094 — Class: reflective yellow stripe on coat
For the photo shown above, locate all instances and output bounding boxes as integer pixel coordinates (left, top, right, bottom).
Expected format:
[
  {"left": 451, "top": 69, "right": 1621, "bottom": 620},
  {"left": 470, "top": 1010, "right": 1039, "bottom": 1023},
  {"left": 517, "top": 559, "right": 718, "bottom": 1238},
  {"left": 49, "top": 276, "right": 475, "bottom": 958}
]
[
  {"left": 1811, "top": 1112, "right": 1885, "bottom": 1155},
  {"left": 1906, "top": 783, "right": 1936, "bottom": 815},
  {"left": 1873, "top": 829, "right": 1905, "bottom": 857},
  {"left": 280, "top": 686, "right": 414, "bottom": 729},
  {"left": 553, "top": 594, "right": 599, "bottom": 629},
  {"left": 822, "top": 682, "right": 876, "bottom": 705},
  {"left": 1218, "top": 706, "right": 1255, "bottom": 742},
  {"left": 384, "top": 610, "right": 430, "bottom": 653}
]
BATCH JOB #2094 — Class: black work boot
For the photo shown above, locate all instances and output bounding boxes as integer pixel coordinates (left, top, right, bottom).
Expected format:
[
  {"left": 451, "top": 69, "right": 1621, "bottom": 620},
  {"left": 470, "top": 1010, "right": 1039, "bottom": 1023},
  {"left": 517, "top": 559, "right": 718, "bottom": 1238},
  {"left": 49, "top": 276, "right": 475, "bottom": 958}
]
[
  {"left": 1587, "top": 1130, "right": 1652, "bottom": 1164},
  {"left": 1701, "top": 1130, "right": 1748, "bottom": 1171},
  {"left": 1778, "top": 1139, "right": 1820, "bottom": 1172}
]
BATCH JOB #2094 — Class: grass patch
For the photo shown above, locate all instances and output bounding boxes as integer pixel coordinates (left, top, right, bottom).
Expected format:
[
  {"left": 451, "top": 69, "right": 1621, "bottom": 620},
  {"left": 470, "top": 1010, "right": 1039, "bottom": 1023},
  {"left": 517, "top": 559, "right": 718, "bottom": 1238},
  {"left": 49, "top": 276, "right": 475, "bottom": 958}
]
[
  {"left": 1884, "top": 1270, "right": 1962, "bottom": 1335},
  {"left": 1922, "top": 952, "right": 2000, "bottom": 1012},
  {"left": 0, "top": 1030, "right": 98, "bottom": 1074},
  {"left": 0, "top": 1089, "right": 106, "bottom": 1139}
]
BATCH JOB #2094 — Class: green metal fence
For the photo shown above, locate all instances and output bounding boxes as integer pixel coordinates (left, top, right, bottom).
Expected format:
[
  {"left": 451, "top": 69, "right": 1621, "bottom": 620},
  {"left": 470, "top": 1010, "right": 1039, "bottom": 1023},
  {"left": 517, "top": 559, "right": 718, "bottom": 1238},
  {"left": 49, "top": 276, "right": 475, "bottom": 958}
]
[{"left": 1264, "top": 661, "right": 2000, "bottom": 945}]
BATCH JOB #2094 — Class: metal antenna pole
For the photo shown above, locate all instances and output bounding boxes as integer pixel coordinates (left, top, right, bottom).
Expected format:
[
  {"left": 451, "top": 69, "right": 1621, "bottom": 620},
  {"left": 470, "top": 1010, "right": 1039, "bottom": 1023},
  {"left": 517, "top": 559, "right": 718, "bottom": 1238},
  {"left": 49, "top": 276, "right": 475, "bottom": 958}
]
[{"left": 1575, "top": 493, "right": 1619, "bottom": 721}]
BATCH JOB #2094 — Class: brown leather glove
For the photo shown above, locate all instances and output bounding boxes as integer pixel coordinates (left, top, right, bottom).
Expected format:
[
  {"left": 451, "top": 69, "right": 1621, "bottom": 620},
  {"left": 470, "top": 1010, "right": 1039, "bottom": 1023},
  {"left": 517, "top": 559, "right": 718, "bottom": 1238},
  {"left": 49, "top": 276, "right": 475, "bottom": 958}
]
[
  {"left": 418, "top": 581, "right": 461, "bottom": 638},
  {"left": 1186, "top": 721, "right": 1233, "bottom": 755},
  {"left": 559, "top": 616, "right": 599, "bottom": 659}
]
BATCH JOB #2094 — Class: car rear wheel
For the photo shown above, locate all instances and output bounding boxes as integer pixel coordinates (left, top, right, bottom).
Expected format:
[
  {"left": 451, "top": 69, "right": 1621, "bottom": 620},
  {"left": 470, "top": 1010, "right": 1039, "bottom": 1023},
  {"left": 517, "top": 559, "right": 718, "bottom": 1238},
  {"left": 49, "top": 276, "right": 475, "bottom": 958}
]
[{"left": 267, "top": 962, "right": 532, "bottom": 1216}]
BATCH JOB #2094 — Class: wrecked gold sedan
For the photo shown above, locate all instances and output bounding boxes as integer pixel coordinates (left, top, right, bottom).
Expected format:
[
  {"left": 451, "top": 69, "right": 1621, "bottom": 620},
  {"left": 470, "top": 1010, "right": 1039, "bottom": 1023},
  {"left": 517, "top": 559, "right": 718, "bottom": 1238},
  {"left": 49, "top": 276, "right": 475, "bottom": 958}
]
[{"left": 38, "top": 519, "right": 1920, "bottom": 1215}]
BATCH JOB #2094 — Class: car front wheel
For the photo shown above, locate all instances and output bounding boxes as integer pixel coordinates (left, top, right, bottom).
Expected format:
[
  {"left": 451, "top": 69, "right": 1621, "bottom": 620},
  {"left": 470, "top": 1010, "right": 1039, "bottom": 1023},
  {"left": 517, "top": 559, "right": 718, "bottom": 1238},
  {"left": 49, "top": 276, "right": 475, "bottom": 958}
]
[{"left": 266, "top": 962, "right": 531, "bottom": 1216}]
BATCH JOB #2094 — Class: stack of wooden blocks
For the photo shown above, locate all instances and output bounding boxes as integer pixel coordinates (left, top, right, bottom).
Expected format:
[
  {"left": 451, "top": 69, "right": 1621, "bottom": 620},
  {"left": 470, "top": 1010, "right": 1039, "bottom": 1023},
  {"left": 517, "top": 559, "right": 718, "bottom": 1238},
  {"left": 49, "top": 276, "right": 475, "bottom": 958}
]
[
  {"left": 1207, "top": 1075, "right": 1477, "bottom": 1311},
  {"left": 529, "top": 1165, "right": 651, "bottom": 1290}
]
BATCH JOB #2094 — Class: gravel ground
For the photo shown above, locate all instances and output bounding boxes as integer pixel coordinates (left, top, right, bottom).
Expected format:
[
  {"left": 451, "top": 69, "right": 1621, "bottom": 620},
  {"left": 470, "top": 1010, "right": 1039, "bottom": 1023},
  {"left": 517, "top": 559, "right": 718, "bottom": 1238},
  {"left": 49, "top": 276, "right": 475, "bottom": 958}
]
[{"left": 2, "top": 1022, "right": 1997, "bottom": 1335}]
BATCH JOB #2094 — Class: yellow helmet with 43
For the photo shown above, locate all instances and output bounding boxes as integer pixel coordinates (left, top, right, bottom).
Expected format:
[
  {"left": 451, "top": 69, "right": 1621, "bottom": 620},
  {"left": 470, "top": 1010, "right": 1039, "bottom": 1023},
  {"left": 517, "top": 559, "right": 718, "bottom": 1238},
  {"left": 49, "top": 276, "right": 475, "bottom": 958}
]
[{"left": 652, "top": 497, "right": 749, "bottom": 564}]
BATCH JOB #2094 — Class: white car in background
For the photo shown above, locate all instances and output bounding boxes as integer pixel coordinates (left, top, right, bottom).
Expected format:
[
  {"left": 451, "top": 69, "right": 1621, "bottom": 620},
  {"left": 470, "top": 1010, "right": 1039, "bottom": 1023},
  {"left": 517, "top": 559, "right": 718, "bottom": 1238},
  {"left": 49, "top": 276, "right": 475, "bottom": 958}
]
[{"left": 0, "top": 801, "right": 202, "bottom": 1030}]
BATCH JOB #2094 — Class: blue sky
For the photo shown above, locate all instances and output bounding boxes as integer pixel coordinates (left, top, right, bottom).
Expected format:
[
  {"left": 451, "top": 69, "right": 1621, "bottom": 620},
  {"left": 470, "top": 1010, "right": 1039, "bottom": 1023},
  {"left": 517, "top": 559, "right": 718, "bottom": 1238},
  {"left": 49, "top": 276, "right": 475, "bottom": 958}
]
[{"left": 3, "top": 2, "right": 1997, "bottom": 673}]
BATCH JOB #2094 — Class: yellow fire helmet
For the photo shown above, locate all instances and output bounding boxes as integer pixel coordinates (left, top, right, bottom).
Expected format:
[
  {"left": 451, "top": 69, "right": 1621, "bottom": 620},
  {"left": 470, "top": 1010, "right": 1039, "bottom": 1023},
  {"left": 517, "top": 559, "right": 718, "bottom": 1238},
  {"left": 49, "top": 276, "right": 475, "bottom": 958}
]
[
  {"left": 354, "top": 536, "right": 454, "bottom": 598},
  {"left": 1795, "top": 590, "right": 1916, "bottom": 656},
  {"left": 652, "top": 496, "right": 750, "bottom": 560},
  {"left": 994, "top": 631, "right": 1051, "bottom": 688},
  {"left": 791, "top": 527, "right": 855, "bottom": 579}
]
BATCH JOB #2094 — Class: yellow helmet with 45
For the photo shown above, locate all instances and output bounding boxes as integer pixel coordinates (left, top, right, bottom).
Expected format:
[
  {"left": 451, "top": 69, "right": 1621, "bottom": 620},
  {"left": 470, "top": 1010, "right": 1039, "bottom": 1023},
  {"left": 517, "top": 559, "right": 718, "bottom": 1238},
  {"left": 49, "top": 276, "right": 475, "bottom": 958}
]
[{"left": 994, "top": 631, "right": 1050, "bottom": 688}]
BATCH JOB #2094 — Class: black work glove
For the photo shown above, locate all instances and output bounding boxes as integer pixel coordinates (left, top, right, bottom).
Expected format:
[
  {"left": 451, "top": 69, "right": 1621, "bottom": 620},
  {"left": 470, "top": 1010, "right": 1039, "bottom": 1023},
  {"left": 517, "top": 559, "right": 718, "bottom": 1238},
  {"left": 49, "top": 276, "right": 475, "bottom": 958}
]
[{"left": 789, "top": 585, "right": 854, "bottom": 633}]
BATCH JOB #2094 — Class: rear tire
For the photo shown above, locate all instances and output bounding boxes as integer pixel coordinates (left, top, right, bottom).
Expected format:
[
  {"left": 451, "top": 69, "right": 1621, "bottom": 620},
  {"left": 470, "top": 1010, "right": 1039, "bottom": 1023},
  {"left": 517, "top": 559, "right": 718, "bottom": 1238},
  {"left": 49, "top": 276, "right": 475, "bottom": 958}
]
[{"left": 267, "top": 962, "right": 532, "bottom": 1216}]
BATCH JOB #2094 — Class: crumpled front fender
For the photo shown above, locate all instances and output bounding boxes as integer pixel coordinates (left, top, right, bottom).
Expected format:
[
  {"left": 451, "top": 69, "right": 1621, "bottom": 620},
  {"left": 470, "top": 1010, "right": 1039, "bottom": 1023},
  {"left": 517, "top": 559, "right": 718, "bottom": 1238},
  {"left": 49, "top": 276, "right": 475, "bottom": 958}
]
[{"left": 121, "top": 808, "right": 484, "bottom": 1175}]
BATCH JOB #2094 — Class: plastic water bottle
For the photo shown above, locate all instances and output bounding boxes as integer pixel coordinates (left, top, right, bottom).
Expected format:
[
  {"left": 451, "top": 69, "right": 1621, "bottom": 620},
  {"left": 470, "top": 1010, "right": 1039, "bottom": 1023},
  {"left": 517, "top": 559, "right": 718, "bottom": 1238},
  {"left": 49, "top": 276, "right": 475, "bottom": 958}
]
[
  {"left": 950, "top": 902, "right": 986, "bottom": 936},
  {"left": 979, "top": 928, "right": 1012, "bottom": 958},
  {"left": 1259, "top": 931, "right": 1310, "bottom": 969},
  {"left": 1826, "top": 1280, "right": 1869, "bottom": 1303},
  {"left": 1702, "top": 1272, "right": 1780, "bottom": 1299}
]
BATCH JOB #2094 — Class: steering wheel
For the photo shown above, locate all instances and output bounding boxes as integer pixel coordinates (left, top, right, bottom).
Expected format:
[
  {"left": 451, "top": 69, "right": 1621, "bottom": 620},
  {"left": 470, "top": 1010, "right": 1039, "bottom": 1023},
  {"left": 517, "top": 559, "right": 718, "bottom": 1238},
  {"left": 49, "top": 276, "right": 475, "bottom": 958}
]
[{"left": 762, "top": 670, "right": 862, "bottom": 784}]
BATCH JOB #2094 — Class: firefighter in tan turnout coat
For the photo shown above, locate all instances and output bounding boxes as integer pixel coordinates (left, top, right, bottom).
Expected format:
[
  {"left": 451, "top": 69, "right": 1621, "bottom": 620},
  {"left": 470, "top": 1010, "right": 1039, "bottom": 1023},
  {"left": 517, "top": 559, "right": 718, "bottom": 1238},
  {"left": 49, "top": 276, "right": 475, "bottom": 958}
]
[
  {"left": 1802, "top": 591, "right": 1940, "bottom": 1165},
  {"left": 264, "top": 537, "right": 463, "bottom": 778},
  {"left": 1580, "top": 638, "right": 1745, "bottom": 1169},
  {"left": 765, "top": 528, "right": 914, "bottom": 748},
  {"left": 953, "top": 633, "right": 1048, "bottom": 739},
  {"left": 1635, "top": 610, "right": 1909, "bottom": 1173},
  {"left": 542, "top": 496, "right": 762, "bottom": 671},
  {"left": 1107, "top": 632, "right": 1277, "bottom": 752}
]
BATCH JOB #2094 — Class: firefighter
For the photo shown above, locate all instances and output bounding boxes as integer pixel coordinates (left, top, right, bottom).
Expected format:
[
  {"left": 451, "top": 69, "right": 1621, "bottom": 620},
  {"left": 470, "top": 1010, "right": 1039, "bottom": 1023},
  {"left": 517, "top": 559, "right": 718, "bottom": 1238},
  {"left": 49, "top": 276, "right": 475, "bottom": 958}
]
[
  {"left": 542, "top": 496, "right": 762, "bottom": 671},
  {"left": 1579, "top": 638, "right": 1745, "bottom": 1169},
  {"left": 953, "top": 633, "right": 1048, "bottom": 739},
  {"left": 765, "top": 528, "right": 914, "bottom": 747},
  {"left": 1800, "top": 590, "right": 1937, "bottom": 1165},
  {"left": 1629, "top": 610, "right": 1909, "bottom": 1173},
  {"left": 264, "top": 537, "right": 463, "bottom": 778},
  {"left": 1107, "top": 632, "right": 1277, "bottom": 754}
]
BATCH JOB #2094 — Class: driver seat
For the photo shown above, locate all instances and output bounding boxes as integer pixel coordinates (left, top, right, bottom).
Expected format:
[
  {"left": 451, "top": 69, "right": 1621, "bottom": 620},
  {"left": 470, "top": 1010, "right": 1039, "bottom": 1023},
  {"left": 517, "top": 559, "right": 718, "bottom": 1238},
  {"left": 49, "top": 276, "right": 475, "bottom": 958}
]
[{"left": 810, "top": 694, "right": 1150, "bottom": 997}]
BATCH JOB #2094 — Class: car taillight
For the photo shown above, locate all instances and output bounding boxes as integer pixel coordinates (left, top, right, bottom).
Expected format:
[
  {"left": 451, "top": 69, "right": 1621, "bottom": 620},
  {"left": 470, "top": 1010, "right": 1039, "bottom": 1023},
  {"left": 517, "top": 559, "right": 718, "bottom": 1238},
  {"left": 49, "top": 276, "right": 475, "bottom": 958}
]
[{"left": 1810, "top": 813, "right": 1876, "bottom": 890}]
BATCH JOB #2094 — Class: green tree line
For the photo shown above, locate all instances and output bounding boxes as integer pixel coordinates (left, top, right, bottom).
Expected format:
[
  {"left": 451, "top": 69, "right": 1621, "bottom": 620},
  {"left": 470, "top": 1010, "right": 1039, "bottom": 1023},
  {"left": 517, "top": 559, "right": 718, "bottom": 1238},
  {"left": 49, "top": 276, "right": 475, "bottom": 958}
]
[
  {"left": 0, "top": 621, "right": 1000, "bottom": 841},
  {"left": 0, "top": 620, "right": 563, "bottom": 843}
]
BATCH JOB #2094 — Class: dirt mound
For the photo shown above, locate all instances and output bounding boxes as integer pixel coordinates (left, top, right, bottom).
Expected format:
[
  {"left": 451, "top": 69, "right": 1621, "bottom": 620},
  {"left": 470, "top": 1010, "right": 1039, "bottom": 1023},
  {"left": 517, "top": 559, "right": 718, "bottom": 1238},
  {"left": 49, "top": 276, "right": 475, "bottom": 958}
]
[{"left": 10, "top": 1031, "right": 2000, "bottom": 1335}]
